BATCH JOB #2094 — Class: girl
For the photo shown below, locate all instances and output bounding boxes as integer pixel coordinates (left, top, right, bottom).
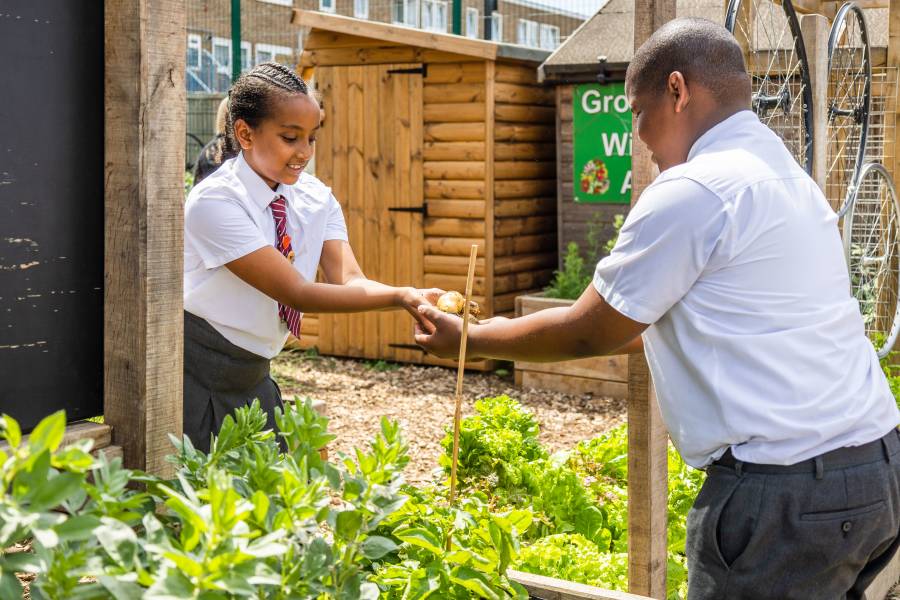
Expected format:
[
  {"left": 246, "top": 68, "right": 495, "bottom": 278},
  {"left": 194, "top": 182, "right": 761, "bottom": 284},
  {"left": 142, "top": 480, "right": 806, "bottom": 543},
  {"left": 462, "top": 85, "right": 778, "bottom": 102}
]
[{"left": 184, "top": 62, "right": 438, "bottom": 452}]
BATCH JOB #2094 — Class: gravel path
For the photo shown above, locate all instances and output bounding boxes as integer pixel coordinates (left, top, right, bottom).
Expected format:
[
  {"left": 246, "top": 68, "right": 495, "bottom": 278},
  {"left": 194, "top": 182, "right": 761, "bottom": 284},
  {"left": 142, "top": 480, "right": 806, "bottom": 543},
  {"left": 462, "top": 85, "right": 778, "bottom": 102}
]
[{"left": 271, "top": 350, "right": 627, "bottom": 483}]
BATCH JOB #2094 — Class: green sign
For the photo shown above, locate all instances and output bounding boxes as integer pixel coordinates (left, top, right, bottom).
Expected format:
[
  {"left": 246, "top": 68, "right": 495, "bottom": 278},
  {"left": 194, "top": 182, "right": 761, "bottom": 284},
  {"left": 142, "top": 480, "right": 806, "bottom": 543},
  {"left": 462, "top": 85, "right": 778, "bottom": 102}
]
[{"left": 573, "top": 82, "right": 632, "bottom": 204}]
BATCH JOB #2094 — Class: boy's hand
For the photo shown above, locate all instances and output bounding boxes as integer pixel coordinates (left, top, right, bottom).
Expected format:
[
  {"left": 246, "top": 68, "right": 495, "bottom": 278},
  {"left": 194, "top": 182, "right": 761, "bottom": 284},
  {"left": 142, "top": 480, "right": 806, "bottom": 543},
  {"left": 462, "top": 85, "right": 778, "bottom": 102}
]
[{"left": 414, "top": 305, "right": 464, "bottom": 358}]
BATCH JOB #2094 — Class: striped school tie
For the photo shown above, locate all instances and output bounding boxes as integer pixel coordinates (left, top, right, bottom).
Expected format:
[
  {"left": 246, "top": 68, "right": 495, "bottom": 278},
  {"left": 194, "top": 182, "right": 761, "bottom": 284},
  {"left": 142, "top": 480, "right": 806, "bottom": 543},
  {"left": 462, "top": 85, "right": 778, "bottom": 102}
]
[{"left": 270, "top": 195, "right": 302, "bottom": 337}]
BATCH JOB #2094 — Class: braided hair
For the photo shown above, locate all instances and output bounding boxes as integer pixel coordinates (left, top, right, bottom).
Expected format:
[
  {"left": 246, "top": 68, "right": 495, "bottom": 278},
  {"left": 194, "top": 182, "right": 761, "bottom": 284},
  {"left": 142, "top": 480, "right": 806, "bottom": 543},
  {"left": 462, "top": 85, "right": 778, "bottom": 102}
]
[{"left": 220, "top": 62, "right": 315, "bottom": 160}]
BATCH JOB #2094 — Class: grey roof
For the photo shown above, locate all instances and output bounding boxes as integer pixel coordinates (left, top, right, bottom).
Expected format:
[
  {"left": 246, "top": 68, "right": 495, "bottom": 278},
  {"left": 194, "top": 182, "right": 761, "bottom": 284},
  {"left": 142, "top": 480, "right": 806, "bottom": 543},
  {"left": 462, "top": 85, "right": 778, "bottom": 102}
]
[{"left": 541, "top": 2, "right": 888, "bottom": 79}]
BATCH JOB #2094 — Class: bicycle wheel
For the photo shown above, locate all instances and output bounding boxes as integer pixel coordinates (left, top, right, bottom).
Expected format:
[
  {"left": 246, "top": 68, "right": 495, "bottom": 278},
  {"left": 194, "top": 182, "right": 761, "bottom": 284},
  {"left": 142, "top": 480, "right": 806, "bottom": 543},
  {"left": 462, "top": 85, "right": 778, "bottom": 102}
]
[
  {"left": 826, "top": 2, "right": 871, "bottom": 217},
  {"left": 843, "top": 162, "right": 900, "bottom": 358},
  {"left": 725, "top": 0, "right": 813, "bottom": 174}
]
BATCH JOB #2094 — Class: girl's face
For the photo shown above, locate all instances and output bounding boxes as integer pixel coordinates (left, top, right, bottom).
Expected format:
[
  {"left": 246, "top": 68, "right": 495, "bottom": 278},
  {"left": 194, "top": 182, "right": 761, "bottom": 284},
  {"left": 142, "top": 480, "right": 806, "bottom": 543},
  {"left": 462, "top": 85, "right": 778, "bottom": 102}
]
[{"left": 235, "top": 93, "right": 320, "bottom": 190}]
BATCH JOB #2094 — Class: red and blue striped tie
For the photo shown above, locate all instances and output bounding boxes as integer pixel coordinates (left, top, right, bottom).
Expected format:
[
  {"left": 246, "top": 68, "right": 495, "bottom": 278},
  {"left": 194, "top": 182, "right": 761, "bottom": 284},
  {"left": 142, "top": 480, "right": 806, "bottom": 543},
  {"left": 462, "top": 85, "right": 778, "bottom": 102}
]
[{"left": 270, "top": 195, "right": 302, "bottom": 337}]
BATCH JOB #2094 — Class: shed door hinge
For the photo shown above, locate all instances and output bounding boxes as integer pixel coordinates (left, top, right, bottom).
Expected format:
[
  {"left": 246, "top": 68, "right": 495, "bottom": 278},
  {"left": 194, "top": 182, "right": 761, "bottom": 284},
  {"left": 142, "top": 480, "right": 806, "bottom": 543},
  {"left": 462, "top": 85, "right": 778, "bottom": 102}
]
[
  {"left": 387, "top": 65, "right": 427, "bottom": 76},
  {"left": 388, "top": 202, "right": 428, "bottom": 217}
]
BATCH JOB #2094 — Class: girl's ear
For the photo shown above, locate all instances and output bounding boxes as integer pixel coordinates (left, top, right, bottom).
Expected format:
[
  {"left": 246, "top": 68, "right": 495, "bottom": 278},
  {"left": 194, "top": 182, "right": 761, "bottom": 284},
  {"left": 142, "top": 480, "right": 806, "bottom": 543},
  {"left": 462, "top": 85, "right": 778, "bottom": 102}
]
[{"left": 234, "top": 118, "right": 253, "bottom": 151}]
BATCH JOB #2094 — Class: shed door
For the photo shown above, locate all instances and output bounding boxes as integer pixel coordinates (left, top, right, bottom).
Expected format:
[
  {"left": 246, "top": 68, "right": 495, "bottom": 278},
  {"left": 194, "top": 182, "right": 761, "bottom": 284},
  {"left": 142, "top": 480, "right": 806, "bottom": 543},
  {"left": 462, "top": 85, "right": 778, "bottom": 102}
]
[{"left": 314, "top": 64, "right": 424, "bottom": 363}]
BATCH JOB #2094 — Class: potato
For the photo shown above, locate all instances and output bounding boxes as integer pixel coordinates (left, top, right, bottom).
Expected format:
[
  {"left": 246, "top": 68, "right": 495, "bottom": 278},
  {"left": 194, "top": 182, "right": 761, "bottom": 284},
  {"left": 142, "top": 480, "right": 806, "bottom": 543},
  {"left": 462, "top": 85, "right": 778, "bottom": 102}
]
[{"left": 437, "top": 291, "right": 481, "bottom": 319}]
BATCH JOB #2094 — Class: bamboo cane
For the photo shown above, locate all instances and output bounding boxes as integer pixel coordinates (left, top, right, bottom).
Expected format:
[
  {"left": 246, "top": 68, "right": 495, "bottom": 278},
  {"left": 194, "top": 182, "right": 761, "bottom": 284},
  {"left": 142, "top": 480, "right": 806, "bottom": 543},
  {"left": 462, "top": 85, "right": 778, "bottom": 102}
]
[{"left": 448, "top": 244, "right": 479, "bottom": 508}]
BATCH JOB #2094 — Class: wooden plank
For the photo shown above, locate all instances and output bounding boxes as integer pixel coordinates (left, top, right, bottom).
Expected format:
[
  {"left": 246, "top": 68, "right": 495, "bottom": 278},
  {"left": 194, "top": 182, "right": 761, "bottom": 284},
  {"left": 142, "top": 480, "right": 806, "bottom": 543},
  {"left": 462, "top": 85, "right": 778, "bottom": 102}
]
[
  {"left": 494, "top": 252, "right": 557, "bottom": 274},
  {"left": 425, "top": 180, "right": 486, "bottom": 199},
  {"left": 424, "top": 102, "right": 486, "bottom": 123},
  {"left": 495, "top": 197, "right": 556, "bottom": 217},
  {"left": 104, "top": 0, "right": 184, "bottom": 477},
  {"left": 424, "top": 236, "right": 486, "bottom": 256},
  {"left": 294, "top": 10, "right": 498, "bottom": 60},
  {"left": 96, "top": 445, "right": 124, "bottom": 461},
  {"left": 509, "top": 570, "right": 653, "bottom": 600},
  {"left": 494, "top": 288, "right": 541, "bottom": 313},
  {"left": 517, "top": 355, "right": 628, "bottom": 382},
  {"left": 495, "top": 142, "right": 556, "bottom": 160},
  {"left": 424, "top": 254, "right": 487, "bottom": 276},
  {"left": 485, "top": 60, "right": 497, "bottom": 318},
  {"left": 424, "top": 83, "right": 485, "bottom": 104},
  {"left": 315, "top": 67, "right": 335, "bottom": 355},
  {"left": 493, "top": 233, "right": 557, "bottom": 256},
  {"left": 494, "top": 82, "right": 555, "bottom": 105},
  {"left": 495, "top": 63, "right": 540, "bottom": 85},
  {"left": 495, "top": 179, "right": 557, "bottom": 198},
  {"left": 425, "top": 217, "right": 486, "bottom": 237},
  {"left": 424, "top": 141, "right": 486, "bottom": 161},
  {"left": 349, "top": 66, "right": 367, "bottom": 357},
  {"left": 518, "top": 370, "right": 629, "bottom": 399},
  {"left": 333, "top": 66, "right": 351, "bottom": 356},
  {"left": 425, "top": 122, "right": 486, "bottom": 142},
  {"left": 424, "top": 62, "right": 486, "bottom": 84},
  {"left": 424, "top": 161, "right": 486, "bottom": 180},
  {"left": 495, "top": 215, "right": 556, "bottom": 236},
  {"left": 424, "top": 273, "right": 486, "bottom": 295},
  {"left": 630, "top": 1, "right": 673, "bottom": 595},
  {"left": 495, "top": 103, "right": 556, "bottom": 122},
  {"left": 305, "top": 31, "right": 395, "bottom": 49},
  {"left": 495, "top": 123, "right": 556, "bottom": 142},
  {"left": 0, "top": 421, "right": 112, "bottom": 453},
  {"left": 302, "top": 47, "right": 422, "bottom": 67},
  {"left": 556, "top": 85, "right": 567, "bottom": 267},
  {"left": 426, "top": 199, "right": 487, "bottom": 218},
  {"left": 493, "top": 269, "right": 555, "bottom": 294},
  {"left": 495, "top": 161, "right": 556, "bottom": 180}
]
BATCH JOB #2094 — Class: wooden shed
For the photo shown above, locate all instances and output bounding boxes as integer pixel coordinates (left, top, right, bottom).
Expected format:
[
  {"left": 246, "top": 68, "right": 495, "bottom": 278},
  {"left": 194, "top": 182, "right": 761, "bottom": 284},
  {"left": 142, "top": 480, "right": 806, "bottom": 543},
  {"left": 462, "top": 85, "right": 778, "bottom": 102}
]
[
  {"left": 538, "top": 0, "right": 721, "bottom": 266},
  {"left": 292, "top": 10, "right": 558, "bottom": 367}
]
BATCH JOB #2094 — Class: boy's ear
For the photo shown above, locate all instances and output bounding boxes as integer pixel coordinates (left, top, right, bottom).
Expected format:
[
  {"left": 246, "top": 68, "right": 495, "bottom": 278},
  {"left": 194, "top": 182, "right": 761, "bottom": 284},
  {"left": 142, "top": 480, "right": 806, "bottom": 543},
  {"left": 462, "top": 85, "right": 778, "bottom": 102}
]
[
  {"left": 668, "top": 71, "right": 690, "bottom": 113},
  {"left": 234, "top": 118, "right": 253, "bottom": 150}
]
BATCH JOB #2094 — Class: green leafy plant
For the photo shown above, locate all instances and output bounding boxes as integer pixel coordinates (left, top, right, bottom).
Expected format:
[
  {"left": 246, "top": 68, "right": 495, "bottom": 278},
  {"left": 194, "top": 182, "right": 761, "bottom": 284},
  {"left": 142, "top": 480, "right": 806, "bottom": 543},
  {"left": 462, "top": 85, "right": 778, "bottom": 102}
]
[{"left": 544, "top": 215, "right": 625, "bottom": 300}]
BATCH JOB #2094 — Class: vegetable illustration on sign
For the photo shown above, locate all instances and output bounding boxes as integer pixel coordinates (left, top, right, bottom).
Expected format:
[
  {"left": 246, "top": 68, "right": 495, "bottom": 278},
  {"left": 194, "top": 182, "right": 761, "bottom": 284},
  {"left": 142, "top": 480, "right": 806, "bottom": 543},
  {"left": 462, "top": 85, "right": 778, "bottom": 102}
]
[{"left": 574, "top": 82, "right": 632, "bottom": 204}]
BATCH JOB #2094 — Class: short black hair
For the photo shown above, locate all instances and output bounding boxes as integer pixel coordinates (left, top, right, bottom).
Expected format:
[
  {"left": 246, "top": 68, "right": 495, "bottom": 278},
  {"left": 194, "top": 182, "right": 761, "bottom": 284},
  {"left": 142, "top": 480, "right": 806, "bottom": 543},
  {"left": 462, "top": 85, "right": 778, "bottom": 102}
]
[
  {"left": 222, "top": 62, "right": 316, "bottom": 159},
  {"left": 626, "top": 17, "right": 749, "bottom": 103}
]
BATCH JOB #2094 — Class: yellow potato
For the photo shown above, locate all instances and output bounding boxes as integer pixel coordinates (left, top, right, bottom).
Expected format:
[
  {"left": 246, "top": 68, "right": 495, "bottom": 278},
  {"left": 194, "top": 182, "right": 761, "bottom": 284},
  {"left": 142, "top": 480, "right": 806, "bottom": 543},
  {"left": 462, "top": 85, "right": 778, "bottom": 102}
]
[{"left": 437, "top": 291, "right": 481, "bottom": 319}]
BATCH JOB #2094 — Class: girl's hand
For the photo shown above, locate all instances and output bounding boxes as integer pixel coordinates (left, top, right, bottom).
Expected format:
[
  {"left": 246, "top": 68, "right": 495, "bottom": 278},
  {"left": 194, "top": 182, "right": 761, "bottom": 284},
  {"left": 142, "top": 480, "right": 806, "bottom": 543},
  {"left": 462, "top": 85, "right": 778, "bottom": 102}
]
[{"left": 398, "top": 287, "right": 444, "bottom": 330}]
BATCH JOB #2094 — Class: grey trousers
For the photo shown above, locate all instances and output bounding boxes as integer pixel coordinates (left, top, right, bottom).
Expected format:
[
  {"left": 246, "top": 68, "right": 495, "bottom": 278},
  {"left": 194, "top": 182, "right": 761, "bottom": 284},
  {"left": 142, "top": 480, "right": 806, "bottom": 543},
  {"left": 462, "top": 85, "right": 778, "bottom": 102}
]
[
  {"left": 183, "top": 311, "right": 284, "bottom": 453},
  {"left": 687, "top": 429, "right": 900, "bottom": 600}
]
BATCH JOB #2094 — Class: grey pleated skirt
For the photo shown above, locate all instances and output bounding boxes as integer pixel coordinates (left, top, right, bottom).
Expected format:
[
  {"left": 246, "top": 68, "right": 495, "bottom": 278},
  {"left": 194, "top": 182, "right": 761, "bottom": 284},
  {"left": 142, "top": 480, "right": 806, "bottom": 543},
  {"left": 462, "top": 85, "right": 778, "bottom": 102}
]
[{"left": 183, "top": 311, "right": 284, "bottom": 453}]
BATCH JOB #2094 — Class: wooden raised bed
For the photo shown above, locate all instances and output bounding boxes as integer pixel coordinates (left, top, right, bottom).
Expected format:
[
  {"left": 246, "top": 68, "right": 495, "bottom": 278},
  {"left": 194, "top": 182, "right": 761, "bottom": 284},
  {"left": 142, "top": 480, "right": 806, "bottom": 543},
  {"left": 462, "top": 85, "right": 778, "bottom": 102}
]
[
  {"left": 514, "top": 294, "right": 628, "bottom": 399},
  {"left": 510, "top": 570, "right": 652, "bottom": 600}
]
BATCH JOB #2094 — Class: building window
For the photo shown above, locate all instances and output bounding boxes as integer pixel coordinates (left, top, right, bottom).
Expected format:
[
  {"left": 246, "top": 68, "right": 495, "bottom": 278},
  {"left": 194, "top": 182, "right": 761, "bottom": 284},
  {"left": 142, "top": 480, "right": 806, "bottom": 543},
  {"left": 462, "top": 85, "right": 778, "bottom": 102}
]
[
  {"left": 212, "top": 37, "right": 232, "bottom": 75},
  {"left": 187, "top": 34, "right": 202, "bottom": 70},
  {"left": 517, "top": 19, "right": 538, "bottom": 47},
  {"left": 392, "top": 0, "right": 418, "bottom": 27},
  {"left": 255, "top": 43, "right": 294, "bottom": 66},
  {"left": 354, "top": 0, "right": 369, "bottom": 18},
  {"left": 539, "top": 23, "right": 560, "bottom": 50},
  {"left": 319, "top": 0, "right": 335, "bottom": 12},
  {"left": 465, "top": 7, "right": 479, "bottom": 39},
  {"left": 240, "top": 41, "right": 252, "bottom": 72},
  {"left": 422, "top": 0, "right": 448, "bottom": 32},
  {"left": 491, "top": 11, "right": 503, "bottom": 42}
]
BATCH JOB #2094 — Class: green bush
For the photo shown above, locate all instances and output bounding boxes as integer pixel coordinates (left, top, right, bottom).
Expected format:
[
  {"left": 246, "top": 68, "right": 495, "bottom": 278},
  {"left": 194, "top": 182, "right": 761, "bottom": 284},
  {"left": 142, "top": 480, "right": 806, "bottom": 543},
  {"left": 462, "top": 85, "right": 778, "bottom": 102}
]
[{"left": 544, "top": 215, "right": 624, "bottom": 300}]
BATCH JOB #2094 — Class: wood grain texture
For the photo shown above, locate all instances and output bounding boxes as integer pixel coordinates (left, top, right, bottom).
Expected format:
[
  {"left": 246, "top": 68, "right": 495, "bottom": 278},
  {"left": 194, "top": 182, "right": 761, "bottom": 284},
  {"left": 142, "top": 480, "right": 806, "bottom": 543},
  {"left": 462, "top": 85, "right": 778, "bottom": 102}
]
[
  {"left": 508, "top": 570, "right": 654, "bottom": 600},
  {"left": 104, "top": 0, "right": 184, "bottom": 477}
]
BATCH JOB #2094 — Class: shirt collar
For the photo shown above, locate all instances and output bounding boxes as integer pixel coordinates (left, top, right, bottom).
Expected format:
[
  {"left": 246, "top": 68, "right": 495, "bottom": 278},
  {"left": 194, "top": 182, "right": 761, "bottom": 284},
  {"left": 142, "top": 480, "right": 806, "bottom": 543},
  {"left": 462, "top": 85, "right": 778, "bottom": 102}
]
[
  {"left": 687, "top": 109, "right": 758, "bottom": 161},
  {"left": 235, "top": 152, "right": 288, "bottom": 211}
]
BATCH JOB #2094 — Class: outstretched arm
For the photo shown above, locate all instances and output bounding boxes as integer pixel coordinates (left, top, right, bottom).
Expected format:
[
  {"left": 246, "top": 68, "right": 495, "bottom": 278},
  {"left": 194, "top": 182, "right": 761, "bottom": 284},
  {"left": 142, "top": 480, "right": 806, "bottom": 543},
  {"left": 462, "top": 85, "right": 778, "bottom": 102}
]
[{"left": 414, "top": 285, "right": 648, "bottom": 362}]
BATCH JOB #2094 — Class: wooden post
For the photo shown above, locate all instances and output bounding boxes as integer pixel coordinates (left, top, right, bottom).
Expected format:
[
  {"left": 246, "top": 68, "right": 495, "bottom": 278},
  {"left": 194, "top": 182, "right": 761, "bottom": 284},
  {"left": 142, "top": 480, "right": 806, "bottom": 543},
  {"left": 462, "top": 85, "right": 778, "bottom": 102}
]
[
  {"left": 629, "top": 1, "right": 674, "bottom": 598},
  {"left": 104, "top": 0, "right": 185, "bottom": 477},
  {"left": 890, "top": 0, "right": 900, "bottom": 188},
  {"left": 801, "top": 14, "right": 830, "bottom": 192}
]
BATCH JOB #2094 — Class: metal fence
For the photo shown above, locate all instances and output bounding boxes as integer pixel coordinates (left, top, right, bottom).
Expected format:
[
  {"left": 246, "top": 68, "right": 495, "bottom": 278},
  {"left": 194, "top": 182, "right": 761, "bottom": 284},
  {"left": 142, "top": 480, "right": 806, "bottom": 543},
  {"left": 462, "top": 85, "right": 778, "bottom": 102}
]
[{"left": 185, "top": 0, "right": 602, "bottom": 167}]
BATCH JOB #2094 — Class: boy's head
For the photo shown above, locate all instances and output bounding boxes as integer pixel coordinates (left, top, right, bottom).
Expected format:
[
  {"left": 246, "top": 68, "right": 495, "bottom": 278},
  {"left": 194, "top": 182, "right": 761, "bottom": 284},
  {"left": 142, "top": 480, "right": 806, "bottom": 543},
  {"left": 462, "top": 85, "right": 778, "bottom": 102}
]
[
  {"left": 226, "top": 62, "right": 320, "bottom": 190},
  {"left": 626, "top": 18, "right": 751, "bottom": 171}
]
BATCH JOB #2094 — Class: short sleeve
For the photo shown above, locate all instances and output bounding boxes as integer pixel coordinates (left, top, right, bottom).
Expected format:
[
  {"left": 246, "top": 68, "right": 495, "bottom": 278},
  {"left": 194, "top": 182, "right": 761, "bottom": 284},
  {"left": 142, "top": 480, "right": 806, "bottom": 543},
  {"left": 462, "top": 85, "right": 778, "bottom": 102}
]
[
  {"left": 185, "top": 196, "right": 269, "bottom": 269},
  {"left": 324, "top": 193, "right": 349, "bottom": 242},
  {"left": 592, "top": 177, "right": 727, "bottom": 324}
]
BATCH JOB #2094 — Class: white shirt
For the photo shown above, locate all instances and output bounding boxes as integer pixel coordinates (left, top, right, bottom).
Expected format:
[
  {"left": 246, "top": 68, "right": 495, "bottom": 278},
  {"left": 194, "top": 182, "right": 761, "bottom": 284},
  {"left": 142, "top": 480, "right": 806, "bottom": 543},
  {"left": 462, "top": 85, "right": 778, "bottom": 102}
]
[
  {"left": 184, "top": 153, "right": 348, "bottom": 358},
  {"left": 593, "top": 110, "right": 899, "bottom": 468}
]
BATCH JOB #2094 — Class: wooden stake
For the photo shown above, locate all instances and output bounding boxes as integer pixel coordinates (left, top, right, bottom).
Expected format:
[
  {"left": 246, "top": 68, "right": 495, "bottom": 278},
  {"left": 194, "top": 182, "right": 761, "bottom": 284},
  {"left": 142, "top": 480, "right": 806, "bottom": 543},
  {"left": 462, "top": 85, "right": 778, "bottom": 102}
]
[{"left": 449, "top": 244, "right": 479, "bottom": 507}]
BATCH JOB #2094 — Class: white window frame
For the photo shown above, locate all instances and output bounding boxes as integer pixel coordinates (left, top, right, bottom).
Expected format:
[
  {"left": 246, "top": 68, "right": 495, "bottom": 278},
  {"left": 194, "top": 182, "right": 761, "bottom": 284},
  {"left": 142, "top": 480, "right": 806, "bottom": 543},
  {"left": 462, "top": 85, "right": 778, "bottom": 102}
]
[
  {"left": 240, "top": 40, "right": 252, "bottom": 72},
  {"left": 517, "top": 18, "right": 538, "bottom": 47},
  {"left": 255, "top": 43, "right": 294, "bottom": 66},
  {"left": 422, "top": 0, "right": 448, "bottom": 32},
  {"left": 465, "top": 7, "right": 479, "bottom": 39},
  {"left": 187, "top": 33, "right": 202, "bottom": 70},
  {"left": 392, "top": 0, "right": 419, "bottom": 27},
  {"left": 212, "top": 36, "right": 232, "bottom": 75},
  {"left": 491, "top": 11, "right": 503, "bottom": 42},
  {"left": 257, "top": 0, "right": 293, "bottom": 6},
  {"left": 319, "top": 0, "right": 336, "bottom": 12},
  {"left": 539, "top": 23, "right": 560, "bottom": 50},
  {"left": 354, "top": 0, "right": 369, "bottom": 18}
]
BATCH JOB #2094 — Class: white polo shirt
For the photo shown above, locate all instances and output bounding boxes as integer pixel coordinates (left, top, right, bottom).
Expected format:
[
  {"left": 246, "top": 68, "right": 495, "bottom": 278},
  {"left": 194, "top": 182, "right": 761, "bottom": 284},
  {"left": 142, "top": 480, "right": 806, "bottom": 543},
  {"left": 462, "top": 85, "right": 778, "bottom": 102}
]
[
  {"left": 184, "top": 153, "right": 348, "bottom": 358},
  {"left": 593, "top": 110, "right": 899, "bottom": 468}
]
